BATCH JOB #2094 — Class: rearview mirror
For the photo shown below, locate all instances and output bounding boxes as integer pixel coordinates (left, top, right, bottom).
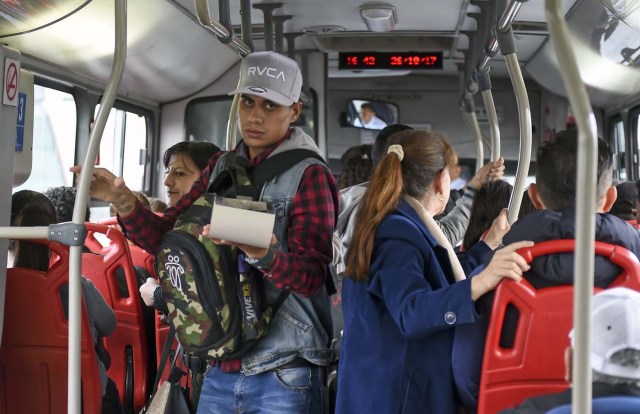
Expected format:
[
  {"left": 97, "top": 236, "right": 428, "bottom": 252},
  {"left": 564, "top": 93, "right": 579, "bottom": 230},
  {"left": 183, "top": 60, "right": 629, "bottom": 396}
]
[{"left": 345, "top": 99, "right": 398, "bottom": 131}]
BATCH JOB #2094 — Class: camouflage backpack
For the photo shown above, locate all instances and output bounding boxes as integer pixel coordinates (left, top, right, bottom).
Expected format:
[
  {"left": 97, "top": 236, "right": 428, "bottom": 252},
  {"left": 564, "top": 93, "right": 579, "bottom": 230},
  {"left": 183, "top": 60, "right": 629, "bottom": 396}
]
[{"left": 155, "top": 149, "right": 325, "bottom": 360}]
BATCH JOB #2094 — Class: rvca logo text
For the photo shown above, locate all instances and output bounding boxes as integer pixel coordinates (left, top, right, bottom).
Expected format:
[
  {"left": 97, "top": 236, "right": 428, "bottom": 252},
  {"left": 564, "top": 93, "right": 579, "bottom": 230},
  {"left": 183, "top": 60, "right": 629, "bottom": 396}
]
[{"left": 247, "top": 66, "right": 285, "bottom": 82}]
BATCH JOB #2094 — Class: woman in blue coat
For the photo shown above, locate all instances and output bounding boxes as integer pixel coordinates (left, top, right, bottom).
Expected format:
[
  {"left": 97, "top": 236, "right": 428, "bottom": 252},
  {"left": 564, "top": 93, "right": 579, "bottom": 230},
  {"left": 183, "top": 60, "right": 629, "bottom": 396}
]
[{"left": 335, "top": 130, "right": 533, "bottom": 414}]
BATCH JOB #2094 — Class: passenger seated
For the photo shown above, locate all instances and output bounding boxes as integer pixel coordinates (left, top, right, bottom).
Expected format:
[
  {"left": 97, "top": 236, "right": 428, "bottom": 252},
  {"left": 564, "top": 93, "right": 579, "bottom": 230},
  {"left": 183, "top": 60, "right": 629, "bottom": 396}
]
[
  {"left": 461, "top": 180, "right": 513, "bottom": 252},
  {"left": 609, "top": 181, "right": 637, "bottom": 221},
  {"left": 500, "top": 287, "right": 640, "bottom": 414},
  {"left": 9, "top": 190, "right": 124, "bottom": 414},
  {"left": 148, "top": 197, "right": 168, "bottom": 213},
  {"left": 452, "top": 130, "right": 640, "bottom": 410},
  {"left": 110, "top": 190, "right": 150, "bottom": 217}
]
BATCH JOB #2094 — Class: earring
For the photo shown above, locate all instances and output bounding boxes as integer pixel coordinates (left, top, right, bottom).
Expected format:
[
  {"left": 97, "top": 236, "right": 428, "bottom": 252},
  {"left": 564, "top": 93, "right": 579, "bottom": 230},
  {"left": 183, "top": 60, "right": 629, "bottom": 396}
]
[{"left": 438, "top": 194, "right": 444, "bottom": 201}]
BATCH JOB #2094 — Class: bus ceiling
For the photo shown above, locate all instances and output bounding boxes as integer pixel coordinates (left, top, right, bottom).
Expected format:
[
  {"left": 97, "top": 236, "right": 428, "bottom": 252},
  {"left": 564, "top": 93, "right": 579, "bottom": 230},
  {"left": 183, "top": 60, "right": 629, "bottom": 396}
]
[{"left": 2, "top": 0, "right": 640, "bottom": 107}]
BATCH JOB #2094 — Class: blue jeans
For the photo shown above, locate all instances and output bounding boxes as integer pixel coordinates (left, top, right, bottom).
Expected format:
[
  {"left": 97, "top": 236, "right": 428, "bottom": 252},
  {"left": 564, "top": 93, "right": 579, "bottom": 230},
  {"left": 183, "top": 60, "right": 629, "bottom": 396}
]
[{"left": 196, "top": 365, "right": 325, "bottom": 414}]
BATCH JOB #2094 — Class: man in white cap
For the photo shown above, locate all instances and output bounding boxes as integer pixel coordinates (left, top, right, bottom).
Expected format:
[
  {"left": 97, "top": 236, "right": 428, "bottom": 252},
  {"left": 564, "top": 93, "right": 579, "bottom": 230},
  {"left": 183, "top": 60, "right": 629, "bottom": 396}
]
[
  {"left": 500, "top": 287, "right": 640, "bottom": 413},
  {"left": 75, "top": 51, "right": 338, "bottom": 413}
]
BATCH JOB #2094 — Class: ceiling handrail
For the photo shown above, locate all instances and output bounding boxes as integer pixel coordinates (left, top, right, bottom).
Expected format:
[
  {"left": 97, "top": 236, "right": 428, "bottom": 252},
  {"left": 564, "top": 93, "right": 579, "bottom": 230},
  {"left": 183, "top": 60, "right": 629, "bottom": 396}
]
[{"left": 195, "top": 0, "right": 252, "bottom": 57}]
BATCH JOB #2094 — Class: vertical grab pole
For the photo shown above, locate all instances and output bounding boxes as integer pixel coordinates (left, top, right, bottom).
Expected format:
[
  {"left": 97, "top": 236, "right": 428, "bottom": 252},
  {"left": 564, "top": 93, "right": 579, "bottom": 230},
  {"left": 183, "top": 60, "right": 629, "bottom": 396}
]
[
  {"left": 71, "top": 0, "right": 126, "bottom": 412},
  {"left": 461, "top": 97, "right": 485, "bottom": 172},
  {"left": 497, "top": 22, "right": 531, "bottom": 224},
  {"left": 546, "top": 1, "right": 598, "bottom": 413},
  {"left": 482, "top": 89, "right": 501, "bottom": 162},
  {"left": 477, "top": 35, "right": 501, "bottom": 162}
]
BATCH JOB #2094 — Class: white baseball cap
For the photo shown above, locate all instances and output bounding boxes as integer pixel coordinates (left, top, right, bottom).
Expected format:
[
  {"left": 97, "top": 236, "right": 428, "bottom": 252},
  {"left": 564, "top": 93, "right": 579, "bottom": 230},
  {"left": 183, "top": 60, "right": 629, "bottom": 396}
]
[
  {"left": 229, "top": 51, "right": 303, "bottom": 106},
  {"left": 571, "top": 287, "right": 640, "bottom": 380}
]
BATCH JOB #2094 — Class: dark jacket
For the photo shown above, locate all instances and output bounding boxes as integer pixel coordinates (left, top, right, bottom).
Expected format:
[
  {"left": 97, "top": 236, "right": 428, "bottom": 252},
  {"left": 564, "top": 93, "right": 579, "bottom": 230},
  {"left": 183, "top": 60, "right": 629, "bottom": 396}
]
[
  {"left": 452, "top": 208, "right": 640, "bottom": 410},
  {"left": 499, "top": 209, "right": 640, "bottom": 289},
  {"left": 335, "top": 200, "right": 483, "bottom": 414}
]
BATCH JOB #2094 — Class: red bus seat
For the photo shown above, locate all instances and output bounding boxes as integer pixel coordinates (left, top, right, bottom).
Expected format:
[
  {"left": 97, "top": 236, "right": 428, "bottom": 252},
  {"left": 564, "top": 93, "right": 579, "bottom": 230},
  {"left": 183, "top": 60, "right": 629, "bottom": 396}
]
[
  {"left": 94, "top": 218, "right": 186, "bottom": 388},
  {"left": 95, "top": 216, "right": 158, "bottom": 279},
  {"left": 477, "top": 239, "right": 640, "bottom": 414},
  {"left": 82, "top": 222, "right": 149, "bottom": 413},
  {"left": 0, "top": 241, "right": 102, "bottom": 414}
]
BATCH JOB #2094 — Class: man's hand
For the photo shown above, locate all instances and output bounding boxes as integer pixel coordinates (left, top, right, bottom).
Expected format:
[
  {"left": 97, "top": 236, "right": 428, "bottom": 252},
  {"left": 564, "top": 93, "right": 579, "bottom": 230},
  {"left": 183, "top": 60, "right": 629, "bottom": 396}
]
[
  {"left": 202, "top": 224, "right": 278, "bottom": 264},
  {"left": 70, "top": 165, "right": 138, "bottom": 216}
]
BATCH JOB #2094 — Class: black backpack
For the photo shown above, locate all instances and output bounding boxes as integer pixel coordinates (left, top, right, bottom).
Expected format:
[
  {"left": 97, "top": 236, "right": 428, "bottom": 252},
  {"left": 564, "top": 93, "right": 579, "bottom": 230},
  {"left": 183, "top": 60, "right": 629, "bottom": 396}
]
[{"left": 155, "top": 149, "right": 327, "bottom": 360}]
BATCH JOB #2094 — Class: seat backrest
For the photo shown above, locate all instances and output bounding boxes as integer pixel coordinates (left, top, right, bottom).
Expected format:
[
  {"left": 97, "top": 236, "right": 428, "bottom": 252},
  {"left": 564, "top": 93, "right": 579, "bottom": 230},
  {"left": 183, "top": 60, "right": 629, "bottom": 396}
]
[
  {"left": 0, "top": 242, "right": 102, "bottom": 414},
  {"left": 82, "top": 222, "right": 149, "bottom": 413},
  {"left": 545, "top": 396, "right": 640, "bottom": 414},
  {"left": 95, "top": 216, "right": 158, "bottom": 279},
  {"left": 478, "top": 239, "right": 640, "bottom": 414}
]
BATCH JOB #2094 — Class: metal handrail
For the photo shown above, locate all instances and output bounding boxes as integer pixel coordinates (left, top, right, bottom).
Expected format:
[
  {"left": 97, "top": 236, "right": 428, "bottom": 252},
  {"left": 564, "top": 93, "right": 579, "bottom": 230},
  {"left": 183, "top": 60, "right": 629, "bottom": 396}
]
[
  {"left": 461, "top": 101, "right": 485, "bottom": 172},
  {"left": 498, "top": 0, "right": 526, "bottom": 32},
  {"left": 503, "top": 52, "right": 531, "bottom": 224},
  {"left": 546, "top": 1, "right": 598, "bottom": 413},
  {"left": 482, "top": 89, "right": 501, "bottom": 162},
  {"left": 194, "top": 0, "right": 252, "bottom": 56},
  {"left": 67, "top": 0, "right": 127, "bottom": 412}
]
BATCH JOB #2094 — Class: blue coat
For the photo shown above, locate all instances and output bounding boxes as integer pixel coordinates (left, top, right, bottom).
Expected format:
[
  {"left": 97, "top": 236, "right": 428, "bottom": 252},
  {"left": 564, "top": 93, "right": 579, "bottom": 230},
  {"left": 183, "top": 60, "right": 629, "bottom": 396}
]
[{"left": 335, "top": 200, "right": 482, "bottom": 414}]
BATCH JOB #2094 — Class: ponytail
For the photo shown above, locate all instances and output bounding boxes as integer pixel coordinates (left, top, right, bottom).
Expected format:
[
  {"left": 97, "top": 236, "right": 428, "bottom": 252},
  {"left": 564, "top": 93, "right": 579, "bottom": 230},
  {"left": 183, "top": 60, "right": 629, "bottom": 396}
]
[
  {"left": 344, "top": 129, "right": 454, "bottom": 282},
  {"left": 345, "top": 153, "right": 404, "bottom": 282}
]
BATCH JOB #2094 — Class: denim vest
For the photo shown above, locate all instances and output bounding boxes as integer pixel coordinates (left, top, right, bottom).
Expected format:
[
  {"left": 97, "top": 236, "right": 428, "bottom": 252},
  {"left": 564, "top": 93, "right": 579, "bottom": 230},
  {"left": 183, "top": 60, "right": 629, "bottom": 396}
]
[{"left": 210, "top": 128, "right": 334, "bottom": 374}]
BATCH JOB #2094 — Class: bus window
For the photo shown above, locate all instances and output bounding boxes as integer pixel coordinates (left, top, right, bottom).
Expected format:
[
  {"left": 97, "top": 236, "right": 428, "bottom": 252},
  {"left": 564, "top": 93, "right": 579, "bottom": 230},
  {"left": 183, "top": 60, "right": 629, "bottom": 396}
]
[
  {"left": 13, "top": 85, "right": 76, "bottom": 193},
  {"left": 611, "top": 116, "right": 626, "bottom": 181},
  {"left": 185, "top": 97, "right": 233, "bottom": 150},
  {"left": 94, "top": 106, "right": 148, "bottom": 192}
]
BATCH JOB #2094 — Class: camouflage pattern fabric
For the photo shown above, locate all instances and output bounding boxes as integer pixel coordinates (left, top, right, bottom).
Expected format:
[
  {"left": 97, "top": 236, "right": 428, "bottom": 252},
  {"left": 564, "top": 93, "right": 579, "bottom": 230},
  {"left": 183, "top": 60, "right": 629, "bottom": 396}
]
[{"left": 155, "top": 189, "right": 275, "bottom": 360}]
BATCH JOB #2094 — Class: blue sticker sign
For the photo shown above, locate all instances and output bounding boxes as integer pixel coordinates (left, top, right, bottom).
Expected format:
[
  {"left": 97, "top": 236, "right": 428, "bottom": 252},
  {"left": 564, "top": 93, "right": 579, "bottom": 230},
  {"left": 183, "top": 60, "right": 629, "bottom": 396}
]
[{"left": 16, "top": 92, "right": 25, "bottom": 152}]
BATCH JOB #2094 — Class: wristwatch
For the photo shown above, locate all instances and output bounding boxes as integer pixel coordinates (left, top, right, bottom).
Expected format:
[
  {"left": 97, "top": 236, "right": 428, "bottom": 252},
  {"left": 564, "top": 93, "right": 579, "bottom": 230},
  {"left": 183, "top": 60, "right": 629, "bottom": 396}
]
[{"left": 245, "top": 248, "right": 276, "bottom": 270}]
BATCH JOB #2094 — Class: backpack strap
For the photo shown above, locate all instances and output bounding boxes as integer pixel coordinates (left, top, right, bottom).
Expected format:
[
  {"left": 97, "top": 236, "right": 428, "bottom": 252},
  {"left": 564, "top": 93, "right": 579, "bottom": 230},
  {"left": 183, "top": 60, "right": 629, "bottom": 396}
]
[
  {"left": 208, "top": 149, "right": 326, "bottom": 200},
  {"left": 150, "top": 325, "right": 177, "bottom": 394},
  {"left": 250, "top": 149, "right": 326, "bottom": 200},
  {"left": 207, "top": 152, "right": 253, "bottom": 198},
  {"left": 251, "top": 149, "right": 336, "bottom": 295},
  {"left": 210, "top": 149, "right": 336, "bottom": 295}
]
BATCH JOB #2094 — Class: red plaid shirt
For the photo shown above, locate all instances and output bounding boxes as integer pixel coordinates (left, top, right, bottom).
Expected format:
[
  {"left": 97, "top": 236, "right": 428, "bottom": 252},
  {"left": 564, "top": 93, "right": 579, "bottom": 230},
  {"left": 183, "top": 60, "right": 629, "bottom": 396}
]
[{"left": 119, "top": 132, "right": 338, "bottom": 372}]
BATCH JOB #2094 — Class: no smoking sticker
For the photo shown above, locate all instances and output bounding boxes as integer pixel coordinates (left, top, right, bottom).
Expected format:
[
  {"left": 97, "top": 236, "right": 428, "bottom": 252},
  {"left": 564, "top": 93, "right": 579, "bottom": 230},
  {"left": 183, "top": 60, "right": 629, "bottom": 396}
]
[{"left": 3, "top": 58, "right": 20, "bottom": 107}]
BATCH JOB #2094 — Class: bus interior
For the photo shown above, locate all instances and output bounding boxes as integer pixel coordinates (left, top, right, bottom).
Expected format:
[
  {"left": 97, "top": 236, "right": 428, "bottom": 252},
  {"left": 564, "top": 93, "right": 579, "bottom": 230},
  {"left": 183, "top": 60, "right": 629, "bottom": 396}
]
[{"left": 2, "top": 0, "right": 640, "bottom": 413}]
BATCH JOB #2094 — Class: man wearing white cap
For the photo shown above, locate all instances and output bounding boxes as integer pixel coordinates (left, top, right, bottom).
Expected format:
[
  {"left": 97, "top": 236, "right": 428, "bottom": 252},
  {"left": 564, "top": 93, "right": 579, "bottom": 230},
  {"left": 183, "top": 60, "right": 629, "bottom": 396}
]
[
  {"left": 75, "top": 51, "right": 338, "bottom": 413},
  {"left": 500, "top": 287, "right": 640, "bottom": 413}
]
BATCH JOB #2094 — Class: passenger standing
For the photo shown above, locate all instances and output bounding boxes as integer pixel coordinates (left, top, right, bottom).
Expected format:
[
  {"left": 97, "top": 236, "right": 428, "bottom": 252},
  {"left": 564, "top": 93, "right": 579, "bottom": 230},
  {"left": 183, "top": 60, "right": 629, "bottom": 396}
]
[
  {"left": 73, "top": 51, "right": 338, "bottom": 414},
  {"left": 138, "top": 140, "right": 220, "bottom": 411},
  {"left": 338, "top": 123, "right": 506, "bottom": 251},
  {"left": 461, "top": 180, "right": 513, "bottom": 252},
  {"left": 162, "top": 141, "right": 222, "bottom": 207},
  {"left": 335, "top": 129, "right": 532, "bottom": 414},
  {"left": 337, "top": 144, "right": 372, "bottom": 189}
]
